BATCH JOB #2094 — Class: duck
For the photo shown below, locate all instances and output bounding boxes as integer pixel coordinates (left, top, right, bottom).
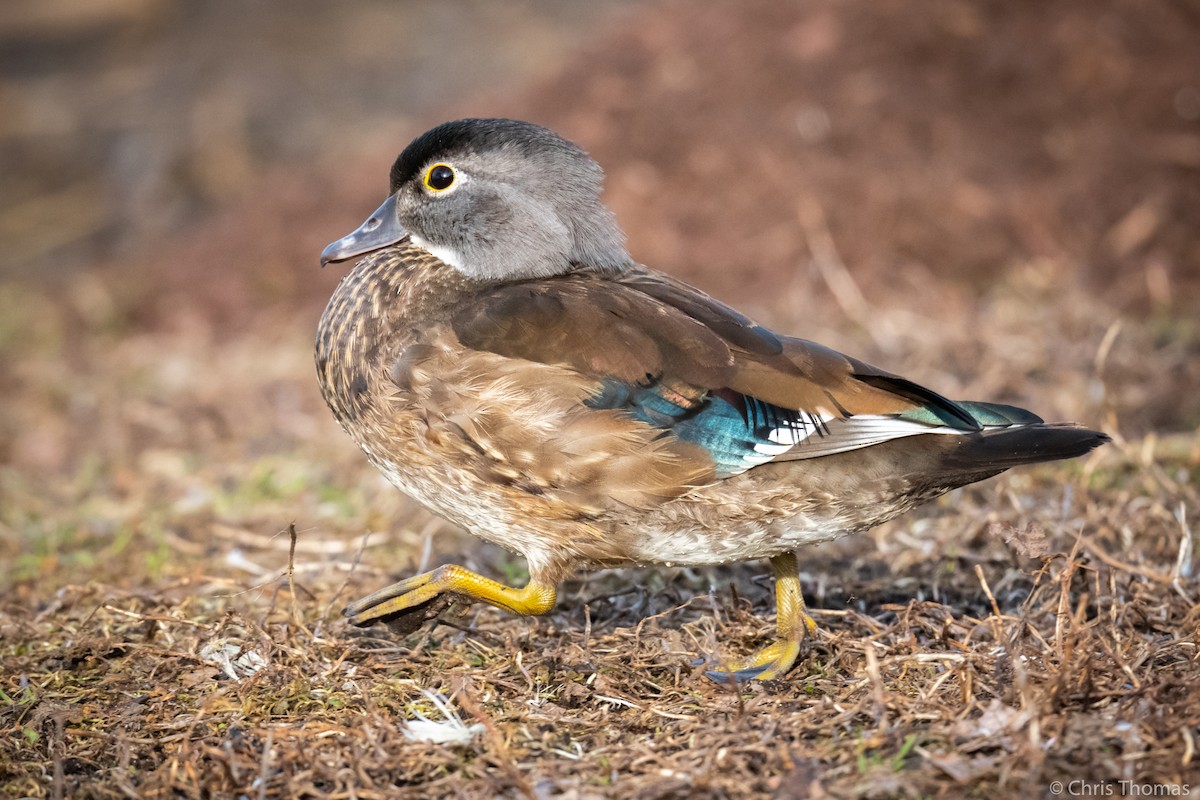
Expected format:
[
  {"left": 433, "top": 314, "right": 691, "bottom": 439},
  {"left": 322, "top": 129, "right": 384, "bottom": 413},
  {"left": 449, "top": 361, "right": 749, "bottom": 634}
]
[{"left": 316, "top": 118, "right": 1108, "bottom": 682}]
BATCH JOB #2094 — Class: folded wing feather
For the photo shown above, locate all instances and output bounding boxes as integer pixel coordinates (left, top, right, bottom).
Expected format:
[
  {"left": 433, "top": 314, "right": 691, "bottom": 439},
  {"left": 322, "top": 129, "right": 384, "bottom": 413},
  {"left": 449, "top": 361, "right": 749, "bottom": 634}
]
[{"left": 449, "top": 268, "right": 1001, "bottom": 480}]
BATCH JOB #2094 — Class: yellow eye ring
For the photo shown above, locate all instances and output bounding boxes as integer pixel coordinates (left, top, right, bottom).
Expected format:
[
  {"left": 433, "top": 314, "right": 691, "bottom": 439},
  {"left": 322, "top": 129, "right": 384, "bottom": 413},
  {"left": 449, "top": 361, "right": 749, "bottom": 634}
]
[{"left": 424, "top": 163, "right": 456, "bottom": 192}]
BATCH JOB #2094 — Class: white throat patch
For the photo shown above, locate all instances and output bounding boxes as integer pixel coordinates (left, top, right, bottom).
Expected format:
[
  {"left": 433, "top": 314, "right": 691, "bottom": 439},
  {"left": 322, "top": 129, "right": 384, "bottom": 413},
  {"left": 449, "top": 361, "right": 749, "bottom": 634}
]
[
  {"left": 412, "top": 235, "right": 468, "bottom": 272},
  {"left": 409, "top": 234, "right": 465, "bottom": 271}
]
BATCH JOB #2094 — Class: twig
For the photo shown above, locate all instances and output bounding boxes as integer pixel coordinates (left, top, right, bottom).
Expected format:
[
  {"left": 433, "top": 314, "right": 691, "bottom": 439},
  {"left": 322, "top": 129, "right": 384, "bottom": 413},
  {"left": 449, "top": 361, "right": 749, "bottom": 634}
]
[
  {"left": 453, "top": 677, "right": 536, "bottom": 800},
  {"left": 256, "top": 729, "right": 274, "bottom": 800},
  {"left": 325, "top": 530, "right": 372, "bottom": 620},
  {"left": 973, "top": 564, "right": 1006, "bottom": 649},
  {"left": 210, "top": 522, "right": 376, "bottom": 554},
  {"left": 1055, "top": 536, "right": 1084, "bottom": 660},
  {"left": 287, "top": 522, "right": 300, "bottom": 627},
  {"left": 52, "top": 714, "right": 64, "bottom": 800},
  {"left": 1171, "top": 501, "right": 1194, "bottom": 587},
  {"left": 864, "top": 643, "right": 887, "bottom": 728},
  {"left": 800, "top": 200, "right": 875, "bottom": 334},
  {"left": 1079, "top": 534, "right": 1174, "bottom": 585},
  {"left": 1092, "top": 319, "right": 1124, "bottom": 444},
  {"left": 102, "top": 605, "right": 212, "bottom": 629}
]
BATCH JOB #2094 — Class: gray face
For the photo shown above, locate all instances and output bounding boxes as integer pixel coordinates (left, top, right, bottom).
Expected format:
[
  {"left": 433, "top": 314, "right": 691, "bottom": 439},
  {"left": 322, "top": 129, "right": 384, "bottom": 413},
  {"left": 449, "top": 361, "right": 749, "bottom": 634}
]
[{"left": 321, "top": 119, "right": 632, "bottom": 281}]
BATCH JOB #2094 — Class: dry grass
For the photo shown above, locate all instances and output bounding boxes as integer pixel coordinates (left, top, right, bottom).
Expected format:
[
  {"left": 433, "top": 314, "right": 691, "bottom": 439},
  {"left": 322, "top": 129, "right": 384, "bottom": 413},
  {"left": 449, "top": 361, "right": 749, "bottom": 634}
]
[{"left": 1, "top": 246, "right": 1197, "bottom": 798}]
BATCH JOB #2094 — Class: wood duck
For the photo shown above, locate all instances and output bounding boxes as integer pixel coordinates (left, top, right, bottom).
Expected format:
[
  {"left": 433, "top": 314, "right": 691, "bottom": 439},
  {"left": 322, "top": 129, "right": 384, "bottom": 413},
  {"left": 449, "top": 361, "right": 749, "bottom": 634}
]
[{"left": 317, "top": 118, "right": 1108, "bottom": 682}]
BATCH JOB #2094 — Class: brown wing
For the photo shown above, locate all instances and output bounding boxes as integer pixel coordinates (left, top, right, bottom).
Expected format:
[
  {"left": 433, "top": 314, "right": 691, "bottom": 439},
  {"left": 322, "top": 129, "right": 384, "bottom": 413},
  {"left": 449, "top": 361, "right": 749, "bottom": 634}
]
[
  {"left": 452, "top": 267, "right": 978, "bottom": 429},
  {"left": 449, "top": 273, "right": 736, "bottom": 388},
  {"left": 388, "top": 266, "right": 985, "bottom": 511}
]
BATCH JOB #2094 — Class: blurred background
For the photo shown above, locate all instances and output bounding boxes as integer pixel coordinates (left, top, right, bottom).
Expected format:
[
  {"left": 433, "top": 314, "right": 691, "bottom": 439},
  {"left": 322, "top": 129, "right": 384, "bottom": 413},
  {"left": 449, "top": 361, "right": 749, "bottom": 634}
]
[
  {"left": 0, "top": 0, "right": 647, "bottom": 277},
  {"left": 3, "top": 0, "right": 1200, "bottom": 616}
]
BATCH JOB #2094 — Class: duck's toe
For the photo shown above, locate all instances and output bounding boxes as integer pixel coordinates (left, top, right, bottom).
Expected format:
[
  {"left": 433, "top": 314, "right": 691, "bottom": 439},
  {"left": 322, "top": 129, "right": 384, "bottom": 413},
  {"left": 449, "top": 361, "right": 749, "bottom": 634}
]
[
  {"left": 344, "top": 563, "right": 559, "bottom": 627},
  {"left": 703, "top": 637, "right": 803, "bottom": 684}
]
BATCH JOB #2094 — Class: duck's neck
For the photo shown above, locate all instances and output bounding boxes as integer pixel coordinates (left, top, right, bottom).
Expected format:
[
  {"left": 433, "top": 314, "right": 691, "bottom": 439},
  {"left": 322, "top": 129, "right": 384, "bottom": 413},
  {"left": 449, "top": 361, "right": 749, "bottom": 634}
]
[{"left": 314, "top": 243, "right": 479, "bottom": 427}]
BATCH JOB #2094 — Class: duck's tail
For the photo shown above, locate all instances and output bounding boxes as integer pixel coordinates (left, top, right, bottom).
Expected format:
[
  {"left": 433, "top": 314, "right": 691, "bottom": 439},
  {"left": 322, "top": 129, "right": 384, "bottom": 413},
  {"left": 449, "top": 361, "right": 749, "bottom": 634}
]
[{"left": 932, "top": 416, "right": 1109, "bottom": 480}]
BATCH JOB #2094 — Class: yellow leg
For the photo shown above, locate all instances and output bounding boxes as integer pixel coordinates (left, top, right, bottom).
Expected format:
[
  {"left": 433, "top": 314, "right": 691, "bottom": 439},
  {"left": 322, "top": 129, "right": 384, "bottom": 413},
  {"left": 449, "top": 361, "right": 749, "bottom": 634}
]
[
  {"left": 707, "top": 551, "right": 818, "bottom": 683},
  {"left": 344, "top": 563, "right": 557, "bottom": 626}
]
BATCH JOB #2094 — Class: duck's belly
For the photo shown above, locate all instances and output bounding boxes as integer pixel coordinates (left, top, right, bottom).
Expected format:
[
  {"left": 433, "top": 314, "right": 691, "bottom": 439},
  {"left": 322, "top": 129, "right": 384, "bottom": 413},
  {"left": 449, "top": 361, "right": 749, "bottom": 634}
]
[
  {"left": 613, "top": 518, "right": 846, "bottom": 567},
  {"left": 613, "top": 464, "right": 930, "bottom": 567},
  {"left": 366, "top": 442, "right": 923, "bottom": 572}
]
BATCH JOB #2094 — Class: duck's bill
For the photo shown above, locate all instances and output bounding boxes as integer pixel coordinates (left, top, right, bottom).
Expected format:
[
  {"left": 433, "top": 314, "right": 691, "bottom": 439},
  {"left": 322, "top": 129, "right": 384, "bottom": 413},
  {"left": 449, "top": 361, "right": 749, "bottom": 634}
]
[{"left": 320, "top": 194, "right": 408, "bottom": 266}]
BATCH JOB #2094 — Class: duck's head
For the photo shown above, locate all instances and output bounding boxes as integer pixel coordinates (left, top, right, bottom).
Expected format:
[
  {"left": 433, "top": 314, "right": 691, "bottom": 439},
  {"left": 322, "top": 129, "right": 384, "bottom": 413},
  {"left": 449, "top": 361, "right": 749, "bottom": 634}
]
[{"left": 320, "top": 118, "right": 632, "bottom": 281}]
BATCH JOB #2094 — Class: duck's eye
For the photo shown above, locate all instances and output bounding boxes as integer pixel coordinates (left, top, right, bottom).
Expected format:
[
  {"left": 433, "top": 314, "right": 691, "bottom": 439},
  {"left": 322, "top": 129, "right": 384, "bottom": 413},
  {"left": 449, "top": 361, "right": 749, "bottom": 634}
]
[{"left": 424, "top": 164, "right": 456, "bottom": 192}]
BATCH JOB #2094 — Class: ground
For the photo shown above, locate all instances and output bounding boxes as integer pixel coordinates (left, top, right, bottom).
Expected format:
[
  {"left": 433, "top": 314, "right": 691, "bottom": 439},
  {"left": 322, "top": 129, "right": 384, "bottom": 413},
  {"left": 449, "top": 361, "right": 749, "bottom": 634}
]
[{"left": 1, "top": 0, "right": 1199, "bottom": 798}]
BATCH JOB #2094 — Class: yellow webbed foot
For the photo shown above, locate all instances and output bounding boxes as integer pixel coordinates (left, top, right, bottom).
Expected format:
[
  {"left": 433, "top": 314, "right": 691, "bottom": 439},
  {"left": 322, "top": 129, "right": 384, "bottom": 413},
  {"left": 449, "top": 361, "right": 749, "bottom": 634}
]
[
  {"left": 344, "top": 563, "right": 557, "bottom": 626},
  {"left": 706, "top": 551, "right": 818, "bottom": 684},
  {"left": 706, "top": 637, "right": 802, "bottom": 682}
]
